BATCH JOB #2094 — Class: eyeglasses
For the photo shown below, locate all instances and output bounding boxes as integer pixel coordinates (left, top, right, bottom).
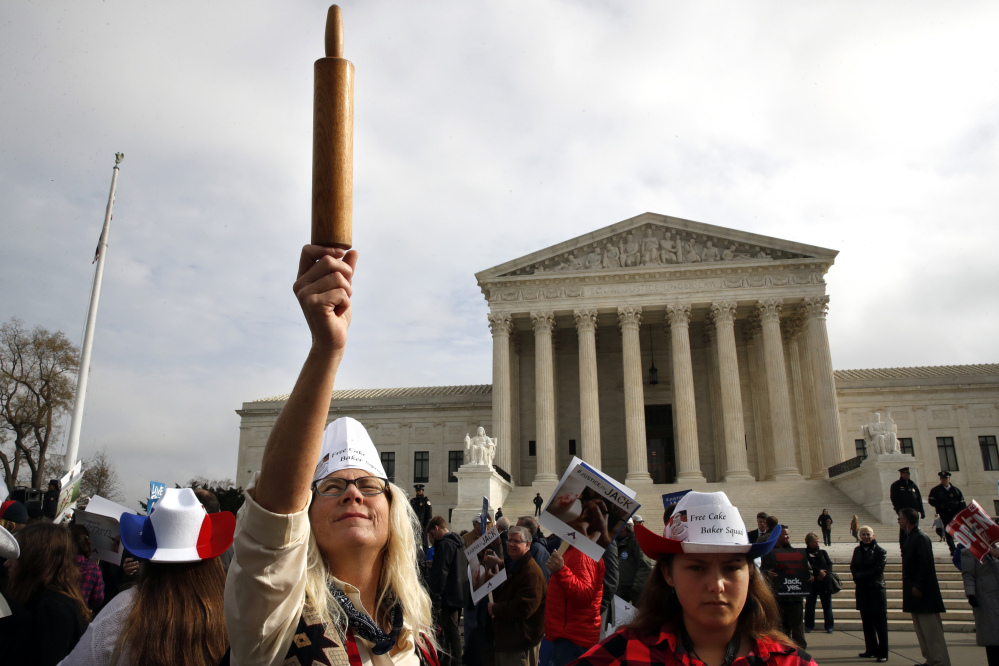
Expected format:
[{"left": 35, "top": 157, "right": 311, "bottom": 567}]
[
  {"left": 312, "top": 476, "right": 388, "bottom": 497},
  {"left": 507, "top": 538, "right": 526, "bottom": 545}
]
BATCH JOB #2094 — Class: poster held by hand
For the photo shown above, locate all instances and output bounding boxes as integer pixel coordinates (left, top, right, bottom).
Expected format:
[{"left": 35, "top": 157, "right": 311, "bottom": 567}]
[
  {"left": 773, "top": 549, "right": 811, "bottom": 597},
  {"left": 464, "top": 524, "right": 507, "bottom": 604},
  {"left": 538, "top": 457, "right": 640, "bottom": 561},
  {"left": 946, "top": 500, "right": 999, "bottom": 562}
]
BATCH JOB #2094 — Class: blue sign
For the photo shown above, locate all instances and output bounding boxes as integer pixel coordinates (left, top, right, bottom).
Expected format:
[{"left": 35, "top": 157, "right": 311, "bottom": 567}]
[
  {"left": 662, "top": 489, "right": 692, "bottom": 511},
  {"left": 480, "top": 496, "right": 489, "bottom": 531},
  {"left": 148, "top": 481, "right": 166, "bottom": 514}
]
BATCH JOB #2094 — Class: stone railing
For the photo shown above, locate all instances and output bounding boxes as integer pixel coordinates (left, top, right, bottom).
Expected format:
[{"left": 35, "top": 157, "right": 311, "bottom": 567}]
[
  {"left": 493, "top": 465, "right": 511, "bottom": 483},
  {"left": 828, "top": 456, "right": 865, "bottom": 478}
]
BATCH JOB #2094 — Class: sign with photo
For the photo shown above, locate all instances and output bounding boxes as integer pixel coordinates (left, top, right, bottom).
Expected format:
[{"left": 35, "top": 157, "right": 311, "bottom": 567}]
[
  {"left": 538, "top": 457, "right": 640, "bottom": 561},
  {"left": 947, "top": 500, "right": 999, "bottom": 562},
  {"left": 772, "top": 548, "right": 811, "bottom": 597},
  {"left": 54, "top": 460, "right": 83, "bottom": 523},
  {"left": 464, "top": 524, "right": 507, "bottom": 604}
]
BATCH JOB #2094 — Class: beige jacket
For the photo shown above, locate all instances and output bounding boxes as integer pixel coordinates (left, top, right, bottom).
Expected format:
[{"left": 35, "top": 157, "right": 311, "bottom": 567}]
[{"left": 224, "top": 474, "right": 421, "bottom": 666}]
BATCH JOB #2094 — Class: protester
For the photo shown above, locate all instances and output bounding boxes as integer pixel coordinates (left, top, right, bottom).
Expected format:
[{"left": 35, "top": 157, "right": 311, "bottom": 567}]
[
  {"left": 517, "top": 516, "right": 551, "bottom": 582},
  {"left": 464, "top": 515, "right": 486, "bottom": 548},
  {"left": 223, "top": 246, "right": 439, "bottom": 665},
  {"left": 534, "top": 493, "right": 544, "bottom": 517},
  {"left": 42, "top": 478, "right": 60, "bottom": 520},
  {"left": 486, "top": 526, "right": 546, "bottom": 666},
  {"left": 497, "top": 516, "right": 512, "bottom": 560},
  {"left": 574, "top": 491, "right": 815, "bottom": 666},
  {"left": 4, "top": 521, "right": 90, "bottom": 664},
  {"left": 758, "top": 515, "right": 779, "bottom": 543},
  {"left": 850, "top": 525, "right": 888, "bottom": 662},
  {"left": 0, "top": 499, "right": 28, "bottom": 592},
  {"left": 816, "top": 510, "right": 833, "bottom": 547},
  {"left": 61, "top": 487, "right": 234, "bottom": 666},
  {"left": 748, "top": 512, "right": 769, "bottom": 544},
  {"left": 850, "top": 515, "right": 860, "bottom": 543},
  {"left": 495, "top": 507, "right": 504, "bottom": 520},
  {"left": 632, "top": 514, "right": 644, "bottom": 527},
  {"left": 545, "top": 545, "right": 605, "bottom": 665},
  {"left": 961, "top": 543, "right": 999, "bottom": 666},
  {"left": 761, "top": 524, "right": 807, "bottom": 648},
  {"left": 933, "top": 514, "right": 945, "bottom": 542},
  {"left": 803, "top": 532, "right": 833, "bottom": 634},
  {"left": 426, "top": 516, "right": 463, "bottom": 666},
  {"left": 601, "top": 539, "right": 619, "bottom": 634},
  {"left": 616, "top": 518, "right": 652, "bottom": 604},
  {"left": 411, "top": 484, "right": 433, "bottom": 551},
  {"left": 928, "top": 471, "right": 967, "bottom": 556},
  {"left": 899, "top": 507, "right": 951, "bottom": 666},
  {"left": 890, "top": 467, "right": 925, "bottom": 548},
  {"left": 69, "top": 524, "right": 105, "bottom": 613}
]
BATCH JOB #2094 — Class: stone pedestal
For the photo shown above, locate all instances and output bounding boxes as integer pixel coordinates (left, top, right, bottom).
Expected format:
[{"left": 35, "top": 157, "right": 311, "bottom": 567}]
[
  {"left": 452, "top": 464, "right": 514, "bottom": 530},
  {"left": 828, "top": 452, "right": 919, "bottom": 524}
]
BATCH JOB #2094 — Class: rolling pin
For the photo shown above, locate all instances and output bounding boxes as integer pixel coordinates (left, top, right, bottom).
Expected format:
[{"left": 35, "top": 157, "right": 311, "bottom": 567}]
[{"left": 311, "top": 5, "right": 354, "bottom": 249}]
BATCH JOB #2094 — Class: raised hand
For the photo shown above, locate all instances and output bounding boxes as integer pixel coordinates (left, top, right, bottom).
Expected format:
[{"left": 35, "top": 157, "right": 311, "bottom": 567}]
[{"left": 293, "top": 245, "right": 358, "bottom": 354}]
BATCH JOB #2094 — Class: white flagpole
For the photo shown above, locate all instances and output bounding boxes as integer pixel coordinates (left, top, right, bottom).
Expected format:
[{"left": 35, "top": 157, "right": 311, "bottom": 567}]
[{"left": 64, "top": 153, "right": 124, "bottom": 474}]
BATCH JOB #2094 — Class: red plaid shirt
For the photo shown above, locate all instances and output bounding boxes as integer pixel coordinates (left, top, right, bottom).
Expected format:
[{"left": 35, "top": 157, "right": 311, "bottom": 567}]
[
  {"left": 570, "top": 622, "right": 817, "bottom": 666},
  {"left": 76, "top": 554, "right": 105, "bottom": 611}
]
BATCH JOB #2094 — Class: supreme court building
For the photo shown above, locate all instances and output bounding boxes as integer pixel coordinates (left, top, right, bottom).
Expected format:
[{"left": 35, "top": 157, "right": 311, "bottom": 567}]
[{"left": 237, "top": 213, "right": 999, "bottom": 519}]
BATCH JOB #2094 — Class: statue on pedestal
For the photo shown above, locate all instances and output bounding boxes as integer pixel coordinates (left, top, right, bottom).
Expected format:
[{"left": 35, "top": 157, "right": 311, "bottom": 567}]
[
  {"left": 464, "top": 427, "right": 497, "bottom": 467},
  {"left": 861, "top": 412, "right": 900, "bottom": 456}
]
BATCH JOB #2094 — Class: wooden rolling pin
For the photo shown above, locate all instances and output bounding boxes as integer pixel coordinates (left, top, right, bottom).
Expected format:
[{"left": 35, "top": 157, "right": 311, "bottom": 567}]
[{"left": 311, "top": 5, "right": 354, "bottom": 248}]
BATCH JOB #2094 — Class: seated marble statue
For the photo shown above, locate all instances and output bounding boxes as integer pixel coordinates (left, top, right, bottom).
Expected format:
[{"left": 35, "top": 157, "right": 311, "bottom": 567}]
[
  {"left": 465, "top": 427, "right": 497, "bottom": 467},
  {"left": 861, "top": 412, "right": 900, "bottom": 456}
]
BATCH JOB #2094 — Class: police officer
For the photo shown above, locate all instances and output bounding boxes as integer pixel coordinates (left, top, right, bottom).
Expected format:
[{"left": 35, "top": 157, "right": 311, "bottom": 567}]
[
  {"left": 928, "top": 471, "right": 966, "bottom": 555},
  {"left": 890, "top": 467, "right": 924, "bottom": 548},
  {"left": 410, "top": 484, "right": 433, "bottom": 550}
]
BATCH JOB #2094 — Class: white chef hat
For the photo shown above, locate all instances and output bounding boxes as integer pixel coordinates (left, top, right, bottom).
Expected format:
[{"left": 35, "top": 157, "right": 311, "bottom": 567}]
[{"left": 313, "top": 417, "right": 387, "bottom": 481}]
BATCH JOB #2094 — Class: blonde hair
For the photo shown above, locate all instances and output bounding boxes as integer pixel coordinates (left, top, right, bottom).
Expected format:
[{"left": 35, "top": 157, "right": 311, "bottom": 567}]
[
  {"left": 304, "top": 482, "right": 436, "bottom": 653},
  {"left": 859, "top": 525, "right": 874, "bottom": 536}
]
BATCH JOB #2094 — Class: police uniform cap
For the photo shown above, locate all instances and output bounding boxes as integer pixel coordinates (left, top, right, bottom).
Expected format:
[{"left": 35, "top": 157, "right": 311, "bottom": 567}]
[
  {"left": 898, "top": 467, "right": 910, "bottom": 473},
  {"left": 938, "top": 471, "right": 951, "bottom": 479}
]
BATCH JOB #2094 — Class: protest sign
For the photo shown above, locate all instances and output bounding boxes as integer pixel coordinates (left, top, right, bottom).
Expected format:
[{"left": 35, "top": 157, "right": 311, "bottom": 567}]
[
  {"left": 662, "top": 489, "right": 691, "bottom": 511},
  {"left": 76, "top": 510, "right": 125, "bottom": 565},
  {"left": 464, "top": 524, "right": 506, "bottom": 604},
  {"left": 54, "top": 460, "right": 83, "bottom": 523},
  {"left": 612, "top": 595, "right": 637, "bottom": 630},
  {"left": 86, "top": 494, "right": 136, "bottom": 520},
  {"left": 538, "top": 457, "right": 640, "bottom": 561},
  {"left": 946, "top": 500, "right": 999, "bottom": 562},
  {"left": 772, "top": 549, "right": 811, "bottom": 597},
  {"left": 480, "top": 496, "right": 489, "bottom": 531},
  {"left": 148, "top": 481, "right": 166, "bottom": 514}
]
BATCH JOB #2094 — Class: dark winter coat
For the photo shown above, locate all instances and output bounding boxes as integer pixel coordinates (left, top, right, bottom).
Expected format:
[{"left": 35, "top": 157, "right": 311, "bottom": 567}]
[
  {"left": 890, "top": 478, "right": 925, "bottom": 516},
  {"left": 850, "top": 539, "right": 888, "bottom": 613},
  {"left": 529, "top": 531, "right": 551, "bottom": 582},
  {"left": 490, "top": 554, "right": 547, "bottom": 651},
  {"left": 617, "top": 531, "right": 653, "bottom": 603},
  {"left": 805, "top": 547, "right": 833, "bottom": 594},
  {"left": 961, "top": 547, "right": 999, "bottom": 646},
  {"left": 428, "top": 531, "right": 465, "bottom": 609},
  {"left": 928, "top": 483, "right": 967, "bottom": 525},
  {"left": 901, "top": 527, "right": 946, "bottom": 613},
  {"left": 817, "top": 514, "right": 833, "bottom": 531}
]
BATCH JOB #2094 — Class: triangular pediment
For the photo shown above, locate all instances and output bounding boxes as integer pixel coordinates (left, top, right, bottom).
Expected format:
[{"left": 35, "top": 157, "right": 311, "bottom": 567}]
[{"left": 476, "top": 212, "right": 837, "bottom": 281}]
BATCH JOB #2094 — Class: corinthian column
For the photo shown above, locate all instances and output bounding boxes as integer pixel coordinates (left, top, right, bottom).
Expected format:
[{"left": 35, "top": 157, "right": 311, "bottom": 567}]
[
  {"left": 531, "top": 311, "right": 558, "bottom": 484},
  {"left": 666, "top": 304, "right": 705, "bottom": 482},
  {"left": 487, "top": 313, "right": 513, "bottom": 473},
  {"left": 756, "top": 299, "right": 801, "bottom": 479},
  {"left": 710, "top": 302, "right": 753, "bottom": 482},
  {"left": 574, "top": 309, "right": 602, "bottom": 469},
  {"left": 618, "top": 307, "right": 652, "bottom": 485},
  {"left": 801, "top": 297, "right": 845, "bottom": 470}
]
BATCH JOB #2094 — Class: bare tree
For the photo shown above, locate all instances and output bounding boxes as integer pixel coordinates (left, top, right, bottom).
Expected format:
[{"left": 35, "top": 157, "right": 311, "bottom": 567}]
[
  {"left": 0, "top": 318, "right": 80, "bottom": 494},
  {"left": 78, "top": 446, "right": 125, "bottom": 505}
]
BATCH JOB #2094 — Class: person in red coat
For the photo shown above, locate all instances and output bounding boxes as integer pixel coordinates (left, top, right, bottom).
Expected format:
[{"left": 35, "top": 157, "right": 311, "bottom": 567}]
[{"left": 545, "top": 545, "right": 605, "bottom": 665}]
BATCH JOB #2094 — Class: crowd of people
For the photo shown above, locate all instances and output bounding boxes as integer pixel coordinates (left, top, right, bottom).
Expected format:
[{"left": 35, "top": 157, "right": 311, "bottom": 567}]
[{"left": 2, "top": 247, "right": 997, "bottom": 666}]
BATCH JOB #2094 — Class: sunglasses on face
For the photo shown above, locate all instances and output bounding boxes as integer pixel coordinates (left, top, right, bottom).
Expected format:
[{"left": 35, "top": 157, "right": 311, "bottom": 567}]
[{"left": 312, "top": 476, "right": 388, "bottom": 497}]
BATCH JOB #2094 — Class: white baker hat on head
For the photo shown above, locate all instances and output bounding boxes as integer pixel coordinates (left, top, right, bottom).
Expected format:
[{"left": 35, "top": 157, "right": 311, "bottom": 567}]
[
  {"left": 313, "top": 417, "right": 387, "bottom": 482},
  {"left": 0, "top": 524, "right": 18, "bottom": 560}
]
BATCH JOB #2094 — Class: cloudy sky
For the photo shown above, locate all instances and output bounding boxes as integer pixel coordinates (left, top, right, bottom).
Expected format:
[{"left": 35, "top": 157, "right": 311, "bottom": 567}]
[{"left": 2, "top": 1, "right": 997, "bottom": 506}]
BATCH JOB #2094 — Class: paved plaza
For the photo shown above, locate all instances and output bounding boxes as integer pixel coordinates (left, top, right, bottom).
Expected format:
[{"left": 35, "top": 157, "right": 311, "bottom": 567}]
[{"left": 807, "top": 628, "right": 981, "bottom": 665}]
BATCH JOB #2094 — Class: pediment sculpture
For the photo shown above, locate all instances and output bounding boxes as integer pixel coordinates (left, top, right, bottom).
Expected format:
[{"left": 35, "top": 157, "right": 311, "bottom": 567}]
[
  {"left": 861, "top": 412, "right": 900, "bottom": 456},
  {"left": 464, "top": 427, "right": 497, "bottom": 468},
  {"left": 501, "top": 224, "right": 810, "bottom": 276}
]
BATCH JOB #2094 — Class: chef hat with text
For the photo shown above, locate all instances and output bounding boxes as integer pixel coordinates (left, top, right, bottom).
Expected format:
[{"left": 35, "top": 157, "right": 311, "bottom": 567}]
[{"left": 313, "top": 417, "right": 387, "bottom": 482}]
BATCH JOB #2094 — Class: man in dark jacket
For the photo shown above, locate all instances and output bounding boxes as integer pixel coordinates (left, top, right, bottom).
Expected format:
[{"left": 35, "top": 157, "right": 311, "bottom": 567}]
[
  {"left": 427, "top": 516, "right": 464, "bottom": 666},
  {"left": 761, "top": 524, "right": 807, "bottom": 648},
  {"left": 487, "top": 526, "right": 546, "bottom": 666},
  {"left": 616, "top": 519, "right": 652, "bottom": 603},
  {"left": 517, "top": 516, "right": 551, "bottom": 582},
  {"left": 899, "top": 508, "right": 951, "bottom": 666},
  {"left": 533, "top": 493, "right": 544, "bottom": 516},
  {"left": 890, "top": 467, "right": 925, "bottom": 548},
  {"left": 410, "top": 484, "right": 433, "bottom": 550},
  {"left": 928, "top": 471, "right": 966, "bottom": 556}
]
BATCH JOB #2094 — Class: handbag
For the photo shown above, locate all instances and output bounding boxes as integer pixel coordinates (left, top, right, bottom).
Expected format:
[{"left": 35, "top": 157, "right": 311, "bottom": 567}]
[{"left": 828, "top": 571, "right": 843, "bottom": 594}]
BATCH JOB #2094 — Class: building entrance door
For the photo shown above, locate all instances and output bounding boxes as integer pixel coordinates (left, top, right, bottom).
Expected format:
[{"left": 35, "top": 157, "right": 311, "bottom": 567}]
[{"left": 645, "top": 404, "right": 676, "bottom": 484}]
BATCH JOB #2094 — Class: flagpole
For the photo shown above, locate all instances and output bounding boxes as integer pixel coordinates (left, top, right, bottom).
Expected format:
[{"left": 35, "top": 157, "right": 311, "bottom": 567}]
[{"left": 64, "top": 152, "right": 124, "bottom": 474}]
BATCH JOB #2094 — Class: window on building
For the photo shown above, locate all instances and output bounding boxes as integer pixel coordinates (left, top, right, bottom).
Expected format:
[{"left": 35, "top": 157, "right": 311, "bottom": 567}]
[
  {"left": 529, "top": 440, "right": 536, "bottom": 456},
  {"left": 569, "top": 439, "right": 577, "bottom": 456},
  {"left": 414, "top": 451, "right": 429, "bottom": 483},
  {"left": 448, "top": 450, "right": 463, "bottom": 482},
  {"left": 937, "top": 437, "right": 959, "bottom": 472},
  {"left": 899, "top": 437, "right": 914, "bottom": 456},
  {"left": 980, "top": 436, "right": 999, "bottom": 471},
  {"left": 855, "top": 439, "right": 867, "bottom": 459},
  {"left": 380, "top": 452, "right": 396, "bottom": 483}
]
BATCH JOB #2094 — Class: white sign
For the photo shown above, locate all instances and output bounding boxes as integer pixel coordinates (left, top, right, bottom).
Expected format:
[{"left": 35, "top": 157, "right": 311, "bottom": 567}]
[
  {"left": 85, "top": 494, "right": 136, "bottom": 520},
  {"left": 76, "top": 510, "right": 125, "bottom": 565},
  {"left": 463, "top": 525, "right": 507, "bottom": 604},
  {"left": 538, "top": 458, "right": 640, "bottom": 561},
  {"left": 54, "top": 460, "right": 84, "bottom": 523},
  {"left": 612, "top": 595, "right": 637, "bottom": 630}
]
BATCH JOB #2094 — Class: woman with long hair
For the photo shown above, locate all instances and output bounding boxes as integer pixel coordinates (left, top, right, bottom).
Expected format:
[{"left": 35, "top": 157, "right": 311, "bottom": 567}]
[
  {"left": 69, "top": 524, "right": 105, "bottom": 613},
  {"left": 60, "top": 487, "right": 234, "bottom": 666},
  {"left": 4, "top": 521, "right": 90, "bottom": 665},
  {"left": 574, "top": 491, "right": 817, "bottom": 666},
  {"left": 850, "top": 515, "right": 859, "bottom": 543},
  {"left": 224, "top": 246, "right": 439, "bottom": 666}
]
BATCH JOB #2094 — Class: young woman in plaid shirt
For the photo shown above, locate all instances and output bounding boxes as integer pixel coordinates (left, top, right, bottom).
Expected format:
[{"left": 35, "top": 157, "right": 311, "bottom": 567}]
[{"left": 572, "top": 491, "right": 818, "bottom": 666}]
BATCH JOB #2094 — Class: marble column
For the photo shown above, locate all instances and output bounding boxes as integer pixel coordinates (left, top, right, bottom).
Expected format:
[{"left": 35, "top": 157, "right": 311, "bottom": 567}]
[
  {"left": 784, "top": 316, "right": 812, "bottom": 478},
  {"left": 666, "top": 304, "right": 706, "bottom": 482},
  {"left": 801, "top": 297, "right": 845, "bottom": 469},
  {"left": 702, "top": 320, "right": 725, "bottom": 479},
  {"left": 574, "top": 309, "right": 602, "bottom": 469},
  {"left": 487, "top": 313, "right": 513, "bottom": 474},
  {"left": 618, "top": 306, "right": 652, "bottom": 485},
  {"left": 756, "top": 299, "right": 801, "bottom": 479},
  {"left": 710, "top": 302, "right": 753, "bottom": 482},
  {"left": 531, "top": 311, "right": 559, "bottom": 484},
  {"left": 744, "top": 316, "right": 773, "bottom": 480}
]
